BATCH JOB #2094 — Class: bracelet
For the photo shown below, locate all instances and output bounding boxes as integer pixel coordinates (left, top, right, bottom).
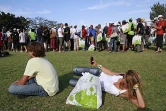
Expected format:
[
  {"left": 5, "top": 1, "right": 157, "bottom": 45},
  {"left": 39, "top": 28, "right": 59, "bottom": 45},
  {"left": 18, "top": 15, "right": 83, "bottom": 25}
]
[
  {"left": 98, "top": 65, "right": 102, "bottom": 69},
  {"left": 133, "top": 84, "right": 139, "bottom": 90}
]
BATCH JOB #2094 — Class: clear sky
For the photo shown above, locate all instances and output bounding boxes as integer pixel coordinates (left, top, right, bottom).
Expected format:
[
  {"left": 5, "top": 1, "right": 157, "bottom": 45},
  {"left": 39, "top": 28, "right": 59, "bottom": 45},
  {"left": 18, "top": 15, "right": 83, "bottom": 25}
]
[{"left": 0, "top": 0, "right": 165, "bottom": 28}]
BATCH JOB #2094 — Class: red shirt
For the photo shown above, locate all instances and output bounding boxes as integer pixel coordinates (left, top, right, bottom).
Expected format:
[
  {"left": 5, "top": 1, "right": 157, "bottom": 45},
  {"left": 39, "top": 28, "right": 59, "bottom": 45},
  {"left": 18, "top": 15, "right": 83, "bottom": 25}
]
[
  {"left": 0, "top": 32, "right": 2, "bottom": 46},
  {"left": 107, "top": 26, "right": 112, "bottom": 37},
  {"left": 82, "top": 29, "right": 87, "bottom": 38},
  {"left": 157, "top": 20, "right": 165, "bottom": 35}
]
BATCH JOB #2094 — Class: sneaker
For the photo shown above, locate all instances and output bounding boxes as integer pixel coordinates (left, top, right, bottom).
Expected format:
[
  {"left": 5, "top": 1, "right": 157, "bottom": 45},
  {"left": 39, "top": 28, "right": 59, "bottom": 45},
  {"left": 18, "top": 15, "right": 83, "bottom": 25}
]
[{"left": 20, "top": 51, "right": 23, "bottom": 52}]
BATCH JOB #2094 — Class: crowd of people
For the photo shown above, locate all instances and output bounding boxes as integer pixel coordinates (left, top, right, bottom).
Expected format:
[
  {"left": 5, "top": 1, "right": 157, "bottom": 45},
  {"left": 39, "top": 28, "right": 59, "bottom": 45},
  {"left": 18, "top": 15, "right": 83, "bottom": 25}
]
[{"left": 0, "top": 15, "right": 165, "bottom": 54}]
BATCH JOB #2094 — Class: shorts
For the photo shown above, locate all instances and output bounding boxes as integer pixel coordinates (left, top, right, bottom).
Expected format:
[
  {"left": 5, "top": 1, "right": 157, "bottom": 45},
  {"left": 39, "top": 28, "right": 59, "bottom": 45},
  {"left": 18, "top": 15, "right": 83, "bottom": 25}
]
[
  {"left": 20, "top": 43, "right": 26, "bottom": 46},
  {"left": 64, "top": 36, "right": 70, "bottom": 42},
  {"left": 120, "top": 34, "right": 127, "bottom": 44},
  {"left": 58, "top": 37, "right": 64, "bottom": 46}
]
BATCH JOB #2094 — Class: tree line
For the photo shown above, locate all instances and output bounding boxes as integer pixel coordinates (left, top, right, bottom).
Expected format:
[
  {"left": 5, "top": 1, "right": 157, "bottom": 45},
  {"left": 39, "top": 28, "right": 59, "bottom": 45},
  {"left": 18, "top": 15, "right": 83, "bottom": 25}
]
[{"left": 0, "top": 2, "right": 165, "bottom": 31}]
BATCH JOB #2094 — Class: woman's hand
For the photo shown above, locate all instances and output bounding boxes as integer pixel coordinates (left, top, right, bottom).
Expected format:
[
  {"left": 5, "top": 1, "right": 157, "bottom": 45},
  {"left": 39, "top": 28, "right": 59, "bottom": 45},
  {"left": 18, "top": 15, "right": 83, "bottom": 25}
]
[{"left": 91, "top": 61, "right": 98, "bottom": 67}]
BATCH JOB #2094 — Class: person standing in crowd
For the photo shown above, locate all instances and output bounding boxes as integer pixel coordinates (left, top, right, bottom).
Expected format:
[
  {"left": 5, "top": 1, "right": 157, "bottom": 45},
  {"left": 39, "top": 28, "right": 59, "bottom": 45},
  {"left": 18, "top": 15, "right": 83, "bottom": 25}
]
[
  {"left": 89, "top": 25, "right": 96, "bottom": 47},
  {"left": 96, "top": 24, "right": 103, "bottom": 52},
  {"left": 42, "top": 27, "right": 49, "bottom": 51},
  {"left": 144, "top": 22, "right": 150, "bottom": 49},
  {"left": 28, "top": 29, "right": 37, "bottom": 42},
  {"left": 115, "top": 23, "right": 121, "bottom": 52},
  {"left": 127, "top": 18, "right": 136, "bottom": 50},
  {"left": 153, "top": 15, "right": 165, "bottom": 53},
  {"left": 73, "top": 25, "right": 79, "bottom": 51},
  {"left": 11, "top": 28, "right": 19, "bottom": 52},
  {"left": 120, "top": 20, "right": 128, "bottom": 52},
  {"left": 136, "top": 18, "right": 144, "bottom": 52},
  {"left": 37, "top": 26, "right": 43, "bottom": 42},
  {"left": 64, "top": 23, "right": 71, "bottom": 52},
  {"left": 19, "top": 29, "right": 27, "bottom": 52},
  {"left": 58, "top": 23, "right": 64, "bottom": 52},
  {"left": 109, "top": 23, "right": 119, "bottom": 53},
  {"left": 81, "top": 25, "right": 87, "bottom": 50},
  {"left": 70, "top": 25, "right": 74, "bottom": 51},
  {"left": 7, "top": 29, "right": 12, "bottom": 51},
  {"left": 107, "top": 22, "right": 113, "bottom": 52},
  {"left": 85, "top": 25, "right": 89, "bottom": 50},
  {"left": 103, "top": 23, "right": 108, "bottom": 50},
  {"left": 50, "top": 26, "right": 57, "bottom": 52}
]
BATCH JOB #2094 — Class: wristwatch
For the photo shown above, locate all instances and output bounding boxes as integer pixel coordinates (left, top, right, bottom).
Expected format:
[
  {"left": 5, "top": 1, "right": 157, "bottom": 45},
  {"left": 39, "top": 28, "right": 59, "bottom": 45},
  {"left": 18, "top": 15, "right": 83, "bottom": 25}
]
[
  {"left": 98, "top": 65, "right": 102, "bottom": 69},
  {"left": 133, "top": 84, "right": 139, "bottom": 90}
]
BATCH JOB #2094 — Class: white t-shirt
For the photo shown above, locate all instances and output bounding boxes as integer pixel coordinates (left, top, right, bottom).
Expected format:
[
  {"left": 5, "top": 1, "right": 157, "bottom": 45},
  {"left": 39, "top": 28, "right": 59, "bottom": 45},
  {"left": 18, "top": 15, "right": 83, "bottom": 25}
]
[
  {"left": 70, "top": 28, "right": 74, "bottom": 39},
  {"left": 121, "top": 24, "right": 128, "bottom": 33},
  {"left": 73, "top": 28, "right": 78, "bottom": 39},
  {"left": 19, "top": 32, "right": 26, "bottom": 43},
  {"left": 51, "top": 28, "right": 56, "bottom": 33},
  {"left": 24, "top": 58, "right": 59, "bottom": 96},
  {"left": 58, "top": 28, "right": 64, "bottom": 37},
  {"left": 6, "top": 31, "right": 11, "bottom": 37}
]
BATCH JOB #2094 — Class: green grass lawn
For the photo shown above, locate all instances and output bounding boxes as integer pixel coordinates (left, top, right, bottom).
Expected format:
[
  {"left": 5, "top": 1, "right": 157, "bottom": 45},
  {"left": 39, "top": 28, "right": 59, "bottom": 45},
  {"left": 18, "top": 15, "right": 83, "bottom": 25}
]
[{"left": 0, "top": 48, "right": 166, "bottom": 111}]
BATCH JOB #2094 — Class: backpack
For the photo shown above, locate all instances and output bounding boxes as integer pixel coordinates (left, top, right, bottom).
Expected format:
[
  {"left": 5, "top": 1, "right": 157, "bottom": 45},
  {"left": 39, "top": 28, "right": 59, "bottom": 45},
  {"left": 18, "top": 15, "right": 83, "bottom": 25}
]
[{"left": 131, "top": 23, "right": 134, "bottom": 31}]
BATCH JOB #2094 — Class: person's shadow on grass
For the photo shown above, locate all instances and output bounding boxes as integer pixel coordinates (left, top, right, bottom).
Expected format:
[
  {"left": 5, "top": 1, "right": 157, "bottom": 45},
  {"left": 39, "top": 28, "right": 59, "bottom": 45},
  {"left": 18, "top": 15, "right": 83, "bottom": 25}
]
[
  {"left": 133, "top": 107, "right": 153, "bottom": 111},
  {"left": 57, "top": 72, "right": 73, "bottom": 94}
]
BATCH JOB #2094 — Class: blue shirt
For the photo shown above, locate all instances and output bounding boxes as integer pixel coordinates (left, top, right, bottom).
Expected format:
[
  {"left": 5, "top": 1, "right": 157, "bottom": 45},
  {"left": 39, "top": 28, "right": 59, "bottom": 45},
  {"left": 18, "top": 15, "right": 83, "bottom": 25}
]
[{"left": 89, "top": 28, "right": 96, "bottom": 37}]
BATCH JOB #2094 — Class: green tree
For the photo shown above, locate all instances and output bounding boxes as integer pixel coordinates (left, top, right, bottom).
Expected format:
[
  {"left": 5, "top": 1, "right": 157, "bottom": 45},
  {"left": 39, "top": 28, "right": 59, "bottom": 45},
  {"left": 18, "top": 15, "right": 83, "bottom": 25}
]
[
  {"left": 150, "top": 2, "right": 166, "bottom": 20},
  {"left": 0, "top": 11, "right": 29, "bottom": 30}
]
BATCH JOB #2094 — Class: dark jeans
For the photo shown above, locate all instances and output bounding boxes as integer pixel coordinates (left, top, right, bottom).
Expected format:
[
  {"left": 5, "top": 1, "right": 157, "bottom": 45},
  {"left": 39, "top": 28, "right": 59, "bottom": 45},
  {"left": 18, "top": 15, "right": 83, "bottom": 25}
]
[
  {"left": 156, "top": 34, "right": 163, "bottom": 48},
  {"left": 84, "top": 37, "right": 89, "bottom": 50},
  {"left": 70, "top": 39, "right": 74, "bottom": 50},
  {"left": 13, "top": 40, "right": 19, "bottom": 50},
  {"left": 109, "top": 37, "right": 117, "bottom": 51}
]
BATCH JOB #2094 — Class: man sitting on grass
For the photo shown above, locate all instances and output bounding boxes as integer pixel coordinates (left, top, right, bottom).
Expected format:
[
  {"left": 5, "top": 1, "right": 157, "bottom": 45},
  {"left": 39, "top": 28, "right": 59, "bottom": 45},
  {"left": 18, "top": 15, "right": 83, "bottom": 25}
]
[{"left": 8, "top": 42, "right": 59, "bottom": 97}]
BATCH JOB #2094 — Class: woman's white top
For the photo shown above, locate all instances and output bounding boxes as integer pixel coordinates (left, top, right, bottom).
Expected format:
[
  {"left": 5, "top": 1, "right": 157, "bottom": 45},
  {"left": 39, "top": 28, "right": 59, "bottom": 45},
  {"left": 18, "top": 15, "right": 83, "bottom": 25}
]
[{"left": 99, "top": 72, "right": 127, "bottom": 96}]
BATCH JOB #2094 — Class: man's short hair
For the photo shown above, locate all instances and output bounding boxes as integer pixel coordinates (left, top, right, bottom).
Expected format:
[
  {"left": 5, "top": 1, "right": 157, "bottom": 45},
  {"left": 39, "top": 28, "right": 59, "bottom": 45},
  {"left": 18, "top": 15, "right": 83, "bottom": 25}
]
[
  {"left": 27, "top": 42, "right": 45, "bottom": 57},
  {"left": 65, "top": 23, "right": 68, "bottom": 26}
]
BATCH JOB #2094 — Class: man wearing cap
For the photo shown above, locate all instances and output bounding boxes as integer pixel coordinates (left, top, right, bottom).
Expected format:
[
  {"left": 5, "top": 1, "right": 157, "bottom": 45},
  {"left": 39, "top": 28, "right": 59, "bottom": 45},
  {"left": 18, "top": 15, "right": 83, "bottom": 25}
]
[
  {"left": 64, "top": 23, "right": 71, "bottom": 52},
  {"left": 127, "top": 18, "right": 136, "bottom": 50},
  {"left": 153, "top": 15, "right": 165, "bottom": 53},
  {"left": 11, "top": 28, "right": 19, "bottom": 52}
]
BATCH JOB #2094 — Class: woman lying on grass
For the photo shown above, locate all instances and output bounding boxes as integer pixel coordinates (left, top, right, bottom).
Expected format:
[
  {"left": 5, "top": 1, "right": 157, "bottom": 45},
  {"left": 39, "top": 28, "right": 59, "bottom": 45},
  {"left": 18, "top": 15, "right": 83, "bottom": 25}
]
[
  {"left": 8, "top": 42, "right": 59, "bottom": 97},
  {"left": 70, "top": 61, "right": 145, "bottom": 108}
]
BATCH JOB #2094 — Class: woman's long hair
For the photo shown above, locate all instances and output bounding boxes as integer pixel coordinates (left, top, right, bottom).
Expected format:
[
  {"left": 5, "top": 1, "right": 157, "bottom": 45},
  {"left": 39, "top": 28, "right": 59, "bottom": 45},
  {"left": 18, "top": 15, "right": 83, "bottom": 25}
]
[{"left": 125, "top": 70, "right": 141, "bottom": 99}]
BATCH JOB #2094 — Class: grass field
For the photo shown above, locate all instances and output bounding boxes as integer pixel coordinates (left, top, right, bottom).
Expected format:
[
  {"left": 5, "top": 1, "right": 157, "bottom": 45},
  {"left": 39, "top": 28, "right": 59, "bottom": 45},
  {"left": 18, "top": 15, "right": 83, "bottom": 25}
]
[{"left": 0, "top": 48, "right": 166, "bottom": 111}]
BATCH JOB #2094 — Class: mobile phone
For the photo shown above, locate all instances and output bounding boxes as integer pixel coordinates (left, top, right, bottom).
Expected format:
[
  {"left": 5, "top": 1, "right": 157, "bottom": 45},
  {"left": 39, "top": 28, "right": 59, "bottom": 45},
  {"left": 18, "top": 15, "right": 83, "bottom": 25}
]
[{"left": 90, "top": 57, "right": 94, "bottom": 64}]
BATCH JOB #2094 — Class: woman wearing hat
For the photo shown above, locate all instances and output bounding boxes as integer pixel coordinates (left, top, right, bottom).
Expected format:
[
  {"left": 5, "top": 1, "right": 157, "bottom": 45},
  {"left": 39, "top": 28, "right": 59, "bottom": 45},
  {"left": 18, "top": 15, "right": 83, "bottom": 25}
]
[{"left": 153, "top": 15, "right": 165, "bottom": 53}]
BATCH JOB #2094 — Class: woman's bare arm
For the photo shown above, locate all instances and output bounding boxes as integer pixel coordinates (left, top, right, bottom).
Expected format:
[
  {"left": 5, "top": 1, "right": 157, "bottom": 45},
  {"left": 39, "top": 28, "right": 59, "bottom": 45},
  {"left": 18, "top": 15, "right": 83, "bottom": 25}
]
[
  {"left": 92, "top": 61, "right": 125, "bottom": 76},
  {"left": 119, "top": 85, "right": 145, "bottom": 108}
]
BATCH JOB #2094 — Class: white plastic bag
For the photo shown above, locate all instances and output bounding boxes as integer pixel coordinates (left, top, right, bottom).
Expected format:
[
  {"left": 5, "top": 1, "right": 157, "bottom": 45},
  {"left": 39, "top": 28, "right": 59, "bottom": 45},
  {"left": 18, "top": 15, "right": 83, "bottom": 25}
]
[
  {"left": 132, "top": 35, "right": 142, "bottom": 45},
  {"left": 97, "top": 33, "right": 102, "bottom": 42},
  {"left": 66, "top": 72, "right": 102, "bottom": 109},
  {"left": 79, "top": 38, "right": 85, "bottom": 49},
  {"left": 88, "top": 44, "right": 95, "bottom": 51}
]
